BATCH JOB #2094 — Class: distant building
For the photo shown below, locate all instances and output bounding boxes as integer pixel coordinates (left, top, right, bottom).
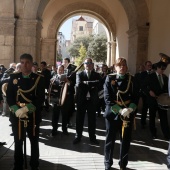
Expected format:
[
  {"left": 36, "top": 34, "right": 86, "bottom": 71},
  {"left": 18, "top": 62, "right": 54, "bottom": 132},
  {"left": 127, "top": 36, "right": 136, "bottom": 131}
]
[
  {"left": 71, "top": 16, "right": 94, "bottom": 42},
  {"left": 57, "top": 32, "right": 69, "bottom": 60},
  {"left": 93, "top": 19, "right": 106, "bottom": 36}
]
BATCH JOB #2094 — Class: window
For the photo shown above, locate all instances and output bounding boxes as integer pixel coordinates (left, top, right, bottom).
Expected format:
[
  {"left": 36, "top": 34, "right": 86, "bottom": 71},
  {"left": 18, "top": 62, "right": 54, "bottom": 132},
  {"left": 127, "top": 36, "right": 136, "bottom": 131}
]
[{"left": 79, "top": 26, "right": 83, "bottom": 31}]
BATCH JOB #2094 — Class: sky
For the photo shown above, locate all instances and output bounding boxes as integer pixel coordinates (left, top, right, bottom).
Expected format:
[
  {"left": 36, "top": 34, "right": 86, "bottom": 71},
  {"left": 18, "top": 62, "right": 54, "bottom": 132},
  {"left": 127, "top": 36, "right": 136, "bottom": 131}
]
[{"left": 59, "top": 16, "right": 79, "bottom": 40}]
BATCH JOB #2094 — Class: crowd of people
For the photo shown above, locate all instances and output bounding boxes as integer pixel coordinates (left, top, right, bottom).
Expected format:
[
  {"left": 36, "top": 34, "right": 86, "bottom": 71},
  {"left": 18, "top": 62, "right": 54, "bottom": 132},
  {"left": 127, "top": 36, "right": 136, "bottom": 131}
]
[{"left": 0, "top": 53, "right": 170, "bottom": 170}]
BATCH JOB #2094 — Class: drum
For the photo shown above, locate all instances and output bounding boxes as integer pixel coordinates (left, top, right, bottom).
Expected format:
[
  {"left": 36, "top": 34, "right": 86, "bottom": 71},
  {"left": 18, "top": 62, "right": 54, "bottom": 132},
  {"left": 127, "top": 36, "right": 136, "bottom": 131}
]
[
  {"left": 59, "top": 82, "right": 68, "bottom": 106},
  {"left": 157, "top": 93, "right": 170, "bottom": 110},
  {"left": 2, "top": 83, "right": 8, "bottom": 96}
]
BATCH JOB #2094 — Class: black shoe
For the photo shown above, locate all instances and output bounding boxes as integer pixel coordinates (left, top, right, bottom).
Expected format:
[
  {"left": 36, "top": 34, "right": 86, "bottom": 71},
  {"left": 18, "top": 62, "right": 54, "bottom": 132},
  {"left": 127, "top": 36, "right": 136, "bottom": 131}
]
[
  {"left": 67, "top": 123, "right": 73, "bottom": 128},
  {"left": 63, "top": 131, "right": 69, "bottom": 135},
  {"left": 0, "top": 142, "right": 6, "bottom": 145},
  {"left": 90, "top": 139, "right": 99, "bottom": 145},
  {"left": 10, "top": 132, "right": 14, "bottom": 136},
  {"left": 73, "top": 138, "right": 81, "bottom": 144}
]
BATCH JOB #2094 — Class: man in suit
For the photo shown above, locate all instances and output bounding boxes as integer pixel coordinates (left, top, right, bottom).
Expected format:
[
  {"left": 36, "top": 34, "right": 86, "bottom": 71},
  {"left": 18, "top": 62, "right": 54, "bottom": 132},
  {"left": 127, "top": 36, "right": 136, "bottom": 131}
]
[
  {"left": 40, "top": 61, "right": 51, "bottom": 112},
  {"left": 103, "top": 57, "right": 138, "bottom": 170},
  {"left": 140, "top": 61, "right": 152, "bottom": 128},
  {"left": 6, "top": 53, "right": 45, "bottom": 170},
  {"left": 143, "top": 61, "right": 170, "bottom": 139},
  {"left": 73, "top": 57, "right": 101, "bottom": 145}
]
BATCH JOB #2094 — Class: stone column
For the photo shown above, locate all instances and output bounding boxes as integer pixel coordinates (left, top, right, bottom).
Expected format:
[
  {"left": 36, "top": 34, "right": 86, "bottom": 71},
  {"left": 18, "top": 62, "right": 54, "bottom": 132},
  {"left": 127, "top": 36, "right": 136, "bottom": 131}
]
[
  {"left": 106, "top": 41, "right": 116, "bottom": 67},
  {"left": 110, "top": 40, "right": 116, "bottom": 66},
  {"left": 127, "top": 26, "right": 149, "bottom": 74},
  {"left": 106, "top": 41, "right": 111, "bottom": 67},
  {"left": 15, "top": 19, "right": 42, "bottom": 62},
  {"left": 41, "top": 38, "right": 57, "bottom": 65},
  {"left": 0, "top": 18, "right": 15, "bottom": 67}
]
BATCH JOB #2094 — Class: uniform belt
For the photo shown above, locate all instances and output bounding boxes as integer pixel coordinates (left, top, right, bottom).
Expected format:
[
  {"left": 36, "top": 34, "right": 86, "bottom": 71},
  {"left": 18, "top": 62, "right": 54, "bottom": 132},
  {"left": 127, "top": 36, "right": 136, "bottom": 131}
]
[
  {"left": 114, "top": 100, "right": 131, "bottom": 106},
  {"left": 17, "top": 102, "right": 29, "bottom": 108}
]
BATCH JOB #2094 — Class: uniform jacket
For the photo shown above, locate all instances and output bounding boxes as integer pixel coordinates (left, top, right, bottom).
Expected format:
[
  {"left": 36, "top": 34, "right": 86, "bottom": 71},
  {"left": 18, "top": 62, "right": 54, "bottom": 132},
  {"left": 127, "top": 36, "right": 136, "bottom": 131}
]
[
  {"left": 6, "top": 72, "right": 45, "bottom": 123},
  {"left": 104, "top": 73, "right": 138, "bottom": 120}
]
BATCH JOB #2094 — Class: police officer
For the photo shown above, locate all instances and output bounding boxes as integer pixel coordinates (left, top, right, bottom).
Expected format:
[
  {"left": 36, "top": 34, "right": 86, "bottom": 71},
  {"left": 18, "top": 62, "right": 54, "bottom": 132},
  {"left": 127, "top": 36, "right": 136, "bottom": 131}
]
[
  {"left": 104, "top": 57, "right": 138, "bottom": 170},
  {"left": 6, "top": 53, "right": 45, "bottom": 170}
]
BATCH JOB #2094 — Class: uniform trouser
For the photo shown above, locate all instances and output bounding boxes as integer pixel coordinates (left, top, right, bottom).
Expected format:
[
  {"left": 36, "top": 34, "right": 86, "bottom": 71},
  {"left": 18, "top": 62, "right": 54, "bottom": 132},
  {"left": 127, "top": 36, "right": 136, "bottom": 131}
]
[
  {"left": 52, "top": 104, "right": 60, "bottom": 132},
  {"left": 12, "top": 119, "right": 40, "bottom": 170},
  {"left": 141, "top": 95, "right": 148, "bottom": 125},
  {"left": 149, "top": 106, "right": 170, "bottom": 137},
  {"left": 76, "top": 100, "right": 96, "bottom": 140},
  {"left": 104, "top": 117, "right": 133, "bottom": 169},
  {"left": 52, "top": 94, "right": 72, "bottom": 132}
]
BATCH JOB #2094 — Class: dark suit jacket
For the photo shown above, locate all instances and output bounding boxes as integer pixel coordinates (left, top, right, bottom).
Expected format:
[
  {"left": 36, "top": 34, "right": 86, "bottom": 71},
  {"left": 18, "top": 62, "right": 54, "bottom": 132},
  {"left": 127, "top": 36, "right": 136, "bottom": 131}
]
[
  {"left": 76, "top": 70, "right": 101, "bottom": 106},
  {"left": 143, "top": 72, "right": 168, "bottom": 106}
]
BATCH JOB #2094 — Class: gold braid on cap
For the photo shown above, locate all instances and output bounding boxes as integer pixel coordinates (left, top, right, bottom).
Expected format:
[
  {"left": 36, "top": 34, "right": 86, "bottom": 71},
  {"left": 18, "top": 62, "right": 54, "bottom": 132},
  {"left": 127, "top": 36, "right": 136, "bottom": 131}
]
[
  {"left": 116, "top": 74, "right": 132, "bottom": 107},
  {"left": 16, "top": 75, "right": 41, "bottom": 102}
]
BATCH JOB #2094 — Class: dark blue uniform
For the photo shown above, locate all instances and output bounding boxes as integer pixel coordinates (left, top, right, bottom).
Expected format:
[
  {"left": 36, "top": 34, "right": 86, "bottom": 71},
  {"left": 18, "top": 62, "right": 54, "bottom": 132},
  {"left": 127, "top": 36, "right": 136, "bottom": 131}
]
[
  {"left": 104, "top": 73, "right": 138, "bottom": 170},
  {"left": 6, "top": 72, "right": 45, "bottom": 170}
]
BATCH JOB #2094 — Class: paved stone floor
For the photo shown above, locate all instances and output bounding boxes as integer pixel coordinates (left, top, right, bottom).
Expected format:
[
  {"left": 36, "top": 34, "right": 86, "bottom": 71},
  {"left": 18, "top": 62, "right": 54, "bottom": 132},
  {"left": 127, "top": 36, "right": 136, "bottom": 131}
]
[{"left": 0, "top": 107, "right": 169, "bottom": 170}]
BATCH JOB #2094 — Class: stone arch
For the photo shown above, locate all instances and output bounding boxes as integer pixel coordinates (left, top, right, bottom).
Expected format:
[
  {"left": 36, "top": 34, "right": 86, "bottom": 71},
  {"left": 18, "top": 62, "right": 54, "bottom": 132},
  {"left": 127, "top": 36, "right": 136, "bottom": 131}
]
[
  {"left": 41, "top": 2, "right": 117, "bottom": 66},
  {"left": 40, "top": 0, "right": 149, "bottom": 73},
  {"left": 47, "top": 2, "right": 116, "bottom": 39}
]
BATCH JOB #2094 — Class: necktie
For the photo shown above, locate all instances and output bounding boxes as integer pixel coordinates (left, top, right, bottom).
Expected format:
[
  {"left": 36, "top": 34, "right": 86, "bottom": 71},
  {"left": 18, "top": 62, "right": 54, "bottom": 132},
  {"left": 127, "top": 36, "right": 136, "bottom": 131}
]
[
  {"left": 87, "top": 71, "right": 91, "bottom": 79},
  {"left": 158, "top": 75, "right": 163, "bottom": 88}
]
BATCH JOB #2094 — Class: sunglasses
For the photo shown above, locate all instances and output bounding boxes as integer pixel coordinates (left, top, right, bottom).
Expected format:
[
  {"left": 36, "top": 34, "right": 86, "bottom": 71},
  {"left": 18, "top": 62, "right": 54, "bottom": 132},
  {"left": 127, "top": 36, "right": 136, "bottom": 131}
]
[{"left": 84, "top": 62, "right": 92, "bottom": 65}]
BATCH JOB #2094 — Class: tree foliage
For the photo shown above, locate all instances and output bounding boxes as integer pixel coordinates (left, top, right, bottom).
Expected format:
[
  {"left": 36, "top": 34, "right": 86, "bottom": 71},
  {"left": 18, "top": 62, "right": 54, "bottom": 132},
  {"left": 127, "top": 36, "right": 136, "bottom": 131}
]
[
  {"left": 87, "top": 35, "right": 107, "bottom": 63},
  {"left": 74, "top": 44, "right": 87, "bottom": 68},
  {"left": 68, "top": 36, "right": 93, "bottom": 57}
]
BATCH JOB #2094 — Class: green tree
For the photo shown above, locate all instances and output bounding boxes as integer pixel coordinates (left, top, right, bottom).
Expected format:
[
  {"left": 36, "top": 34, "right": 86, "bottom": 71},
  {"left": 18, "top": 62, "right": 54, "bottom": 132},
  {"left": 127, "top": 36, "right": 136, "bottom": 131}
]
[
  {"left": 75, "top": 44, "right": 87, "bottom": 68},
  {"left": 87, "top": 34, "right": 107, "bottom": 63},
  {"left": 68, "top": 36, "right": 93, "bottom": 58}
]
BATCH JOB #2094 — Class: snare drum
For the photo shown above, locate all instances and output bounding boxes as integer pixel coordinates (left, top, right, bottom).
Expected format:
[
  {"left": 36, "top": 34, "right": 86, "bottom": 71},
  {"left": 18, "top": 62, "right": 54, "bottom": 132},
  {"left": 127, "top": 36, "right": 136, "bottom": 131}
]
[{"left": 157, "top": 93, "right": 170, "bottom": 110}]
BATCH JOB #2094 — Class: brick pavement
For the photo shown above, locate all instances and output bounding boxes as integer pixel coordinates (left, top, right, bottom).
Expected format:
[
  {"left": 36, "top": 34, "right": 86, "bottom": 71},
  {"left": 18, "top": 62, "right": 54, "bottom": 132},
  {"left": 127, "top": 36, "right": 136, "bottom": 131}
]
[{"left": 0, "top": 108, "right": 169, "bottom": 170}]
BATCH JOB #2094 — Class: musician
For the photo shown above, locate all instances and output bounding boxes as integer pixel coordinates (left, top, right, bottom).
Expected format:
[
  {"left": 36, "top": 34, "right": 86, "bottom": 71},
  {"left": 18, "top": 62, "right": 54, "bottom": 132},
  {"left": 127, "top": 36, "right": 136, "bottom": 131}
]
[
  {"left": 51, "top": 65, "right": 75, "bottom": 136},
  {"left": 73, "top": 57, "right": 101, "bottom": 145},
  {"left": 1, "top": 63, "right": 16, "bottom": 116},
  {"left": 104, "top": 57, "right": 138, "bottom": 170},
  {"left": 143, "top": 61, "right": 170, "bottom": 139},
  {"left": 62, "top": 57, "right": 77, "bottom": 127},
  {"left": 6, "top": 53, "right": 45, "bottom": 170}
]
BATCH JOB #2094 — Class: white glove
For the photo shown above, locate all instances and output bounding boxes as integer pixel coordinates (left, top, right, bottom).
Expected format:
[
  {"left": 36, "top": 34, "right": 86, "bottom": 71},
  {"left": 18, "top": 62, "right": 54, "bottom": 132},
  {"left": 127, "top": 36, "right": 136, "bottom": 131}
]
[
  {"left": 121, "top": 108, "right": 130, "bottom": 118},
  {"left": 128, "top": 108, "right": 133, "bottom": 113},
  {"left": 119, "top": 109, "right": 123, "bottom": 114},
  {"left": 15, "top": 106, "right": 29, "bottom": 118}
]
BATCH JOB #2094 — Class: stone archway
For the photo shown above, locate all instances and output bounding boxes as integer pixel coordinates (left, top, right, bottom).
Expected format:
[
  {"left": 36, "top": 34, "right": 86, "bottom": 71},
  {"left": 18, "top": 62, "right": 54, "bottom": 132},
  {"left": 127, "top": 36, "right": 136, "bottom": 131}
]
[
  {"left": 41, "top": 2, "right": 117, "bottom": 66},
  {"left": 40, "top": 0, "right": 149, "bottom": 73}
]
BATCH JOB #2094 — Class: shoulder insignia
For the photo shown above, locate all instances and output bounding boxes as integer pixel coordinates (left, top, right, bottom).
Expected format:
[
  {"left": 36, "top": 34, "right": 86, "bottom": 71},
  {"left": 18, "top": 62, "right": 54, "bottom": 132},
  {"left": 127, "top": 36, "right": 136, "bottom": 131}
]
[{"left": 13, "top": 79, "right": 18, "bottom": 85}]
